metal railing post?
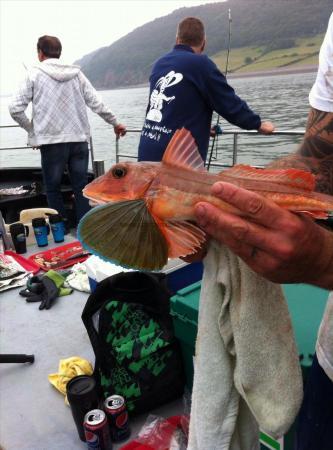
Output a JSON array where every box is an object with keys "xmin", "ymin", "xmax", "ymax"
[
  {"xmin": 89, "ymin": 136, "xmax": 95, "ymax": 169},
  {"xmin": 232, "ymin": 134, "xmax": 238, "ymax": 166},
  {"xmin": 116, "ymin": 136, "xmax": 120, "ymax": 163},
  {"xmin": 93, "ymin": 160, "xmax": 105, "ymax": 177}
]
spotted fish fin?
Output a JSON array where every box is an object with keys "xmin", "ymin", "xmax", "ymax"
[
  {"xmin": 158, "ymin": 219, "xmax": 206, "ymax": 258},
  {"xmin": 77, "ymin": 199, "xmax": 168, "ymax": 271},
  {"xmin": 162, "ymin": 128, "xmax": 206, "ymax": 171},
  {"xmin": 222, "ymin": 164, "xmax": 315, "ymax": 191}
]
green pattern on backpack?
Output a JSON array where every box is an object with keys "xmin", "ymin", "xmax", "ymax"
[
  {"xmin": 99, "ymin": 299, "xmax": 175, "ymax": 411},
  {"xmin": 100, "ymin": 366, "xmax": 141, "ymax": 411},
  {"xmin": 129, "ymin": 349, "xmax": 173, "ymax": 375}
]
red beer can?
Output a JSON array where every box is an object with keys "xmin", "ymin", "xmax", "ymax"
[
  {"xmin": 84, "ymin": 409, "xmax": 112, "ymax": 450},
  {"xmin": 104, "ymin": 395, "xmax": 131, "ymax": 442}
]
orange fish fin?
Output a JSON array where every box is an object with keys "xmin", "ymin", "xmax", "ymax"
[
  {"xmin": 157, "ymin": 219, "xmax": 206, "ymax": 258},
  {"xmin": 162, "ymin": 128, "xmax": 206, "ymax": 171},
  {"xmin": 221, "ymin": 164, "xmax": 315, "ymax": 191},
  {"xmin": 78, "ymin": 199, "xmax": 168, "ymax": 271}
]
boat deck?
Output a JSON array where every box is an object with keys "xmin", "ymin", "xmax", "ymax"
[
  {"xmin": 0, "ymin": 168, "xmax": 94, "ymax": 224},
  {"xmin": 0, "ymin": 237, "xmax": 183, "ymax": 450}
]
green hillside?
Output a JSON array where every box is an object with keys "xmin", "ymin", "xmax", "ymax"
[
  {"xmin": 76, "ymin": 0, "xmax": 332, "ymax": 88},
  {"xmin": 213, "ymin": 34, "xmax": 324, "ymax": 74}
]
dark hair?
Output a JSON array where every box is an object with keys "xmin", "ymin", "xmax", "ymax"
[
  {"xmin": 176, "ymin": 17, "xmax": 205, "ymax": 47},
  {"xmin": 37, "ymin": 35, "xmax": 62, "ymax": 58}
]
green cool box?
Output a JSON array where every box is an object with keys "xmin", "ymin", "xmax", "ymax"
[{"xmin": 170, "ymin": 281, "xmax": 329, "ymax": 450}]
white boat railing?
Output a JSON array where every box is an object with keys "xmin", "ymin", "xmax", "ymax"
[
  {"xmin": 1, "ymin": 124, "xmax": 305, "ymax": 176},
  {"xmin": 0, "ymin": 124, "xmax": 97, "ymax": 175},
  {"xmin": 115, "ymin": 128, "xmax": 305, "ymax": 170}
]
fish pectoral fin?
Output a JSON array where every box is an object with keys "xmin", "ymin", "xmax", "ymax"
[
  {"xmin": 161, "ymin": 219, "xmax": 206, "ymax": 258},
  {"xmin": 77, "ymin": 199, "xmax": 169, "ymax": 271}
]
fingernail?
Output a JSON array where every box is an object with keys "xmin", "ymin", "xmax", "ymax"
[
  {"xmin": 212, "ymin": 182, "xmax": 223, "ymax": 195},
  {"xmin": 195, "ymin": 204, "xmax": 208, "ymax": 227},
  {"xmin": 195, "ymin": 204, "xmax": 206, "ymax": 217}
]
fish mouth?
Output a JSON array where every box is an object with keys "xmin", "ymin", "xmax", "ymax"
[{"xmin": 84, "ymin": 194, "xmax": 108, "ymax": 207}]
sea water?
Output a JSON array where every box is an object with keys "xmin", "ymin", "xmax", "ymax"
[{"xmin": 0, "ymin": 71, "xmax": 316, "ymax": 171}]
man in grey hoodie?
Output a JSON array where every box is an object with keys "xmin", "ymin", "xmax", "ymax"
[{"xmin": 9, "ymin": 35, "xmax": 126, "ymax": 225}]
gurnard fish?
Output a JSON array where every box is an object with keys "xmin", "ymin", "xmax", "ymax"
[{"xmin": 78, "ymin": 128, "xmax": 333, "ymax": 271}]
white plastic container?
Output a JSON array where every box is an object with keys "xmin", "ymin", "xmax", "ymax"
[{"xmin": 84, "ymin": 255, "xmax": 132, "ymax": 292}]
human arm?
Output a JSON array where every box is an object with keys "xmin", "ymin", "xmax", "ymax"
[
  {"xmin": 268, "ymin": 108, "xmax": 333, "ymax": 194},
  {"xmin": 8, "ymin": 76, "xmax": 33, "ymax": 132},
  {"xmin": 203, "ymin": 58, "xmax": 274, "ymax": 133},
  {"xmin": 78, "ymin": 72, "xmax": 126, "ymax": 135},
  {"xmin": 194, "ymin": 181, "xmax": 333, "ymax": 289}
]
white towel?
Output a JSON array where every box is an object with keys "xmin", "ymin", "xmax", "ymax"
[{"xmin": 187, "ymin": 242, "xmax": 303, "ymax": 450}]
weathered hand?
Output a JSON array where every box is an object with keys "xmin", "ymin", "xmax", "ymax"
[{"xmin": 194, "ymin": 182, "xmax": 333, "ymax": 289}]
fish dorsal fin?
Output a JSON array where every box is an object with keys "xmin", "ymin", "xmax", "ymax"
[
  {"xmin": 159, "ymin": 219, "xmax": 206, "ymax": 258},
  {"xmin": 78, "ymin": 199, "xmax": 169, "ymax": 271},
  {"xmin": 162, "ymin": 128, "xmax": 206, "ymax": 171},
  {"xmin": 222, "ymin": 164, "xmax": 315, "ymax": 191}
]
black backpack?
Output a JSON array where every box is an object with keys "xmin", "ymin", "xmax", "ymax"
[{"xmin": 81, "ymin": 271, "xmax": 185, "ymax": 415}]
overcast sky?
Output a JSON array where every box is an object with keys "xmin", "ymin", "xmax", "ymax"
[{"xmin": 0, "ymin": 0, "xmax": 222, "ymax": 95}]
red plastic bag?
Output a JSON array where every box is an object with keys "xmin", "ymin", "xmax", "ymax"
[{"xmin": 119, "ymin": 415, "xmax": 188, "ymax": 450}]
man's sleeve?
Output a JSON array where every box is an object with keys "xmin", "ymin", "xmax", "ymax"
[
  {"xmin": 78, "ymin": 72, "xmax": 118, "ymax": 126},
  {"xmin": 8, "ymin": 76, "xmax": 33, "ymax": 132},
  {"xmin": 204, "ymin": 58, "xmax": 261, "ymax": 130}
]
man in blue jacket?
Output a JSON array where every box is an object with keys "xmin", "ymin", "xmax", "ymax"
[{"xmin": 138, "ymin": 17, "xmax": 274, "ymax": 162}]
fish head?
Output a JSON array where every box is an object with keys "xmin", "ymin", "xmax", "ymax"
[{"xmin": 83, "ymin": 161, "xmax": 159, "ymax": 205}]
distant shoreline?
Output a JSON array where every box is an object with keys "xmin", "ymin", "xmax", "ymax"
[
  {"xmin": 1, "ymin": 65, "xmax": 318, "ymax": 97},
  {"xmin": 106, "ymin": 65, "xmax": 318, "ymax": 91},
  {"xmin": 227, "ymin": 64, "xmax": 317, "ymax": 80}
]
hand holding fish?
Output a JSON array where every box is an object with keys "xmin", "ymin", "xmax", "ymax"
[
  {"xmin": 78, "ymin": 128, "xmax": 333, "ymax": 272},
  {"xmin": 195, "ymin": 182, "xmax": 333, "ymax": 289}
]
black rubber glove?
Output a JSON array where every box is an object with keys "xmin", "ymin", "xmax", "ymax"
[{"xmin": 20, "ymin": 276, "xmax": 59, "ymax": 310}]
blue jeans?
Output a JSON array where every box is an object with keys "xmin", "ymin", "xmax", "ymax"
[
  {"xmin": 295, "ymin": 354, "xmax": 333, "ymax": 450},
  {"xmin": 40, "ymin": 142, "xmax": 91, "ymax": 223}
]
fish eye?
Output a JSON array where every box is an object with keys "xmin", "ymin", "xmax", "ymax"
[{"xmin": 112, "ymin": 166, "xmax": 127, "ymax": 179}]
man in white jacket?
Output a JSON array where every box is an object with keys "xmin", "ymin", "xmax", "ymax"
[{"xmin": 9, "ymin": 35, "xmax": 126, "ymax": 225}]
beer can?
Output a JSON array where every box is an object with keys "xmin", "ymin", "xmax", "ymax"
[
  {"xmin": 84, "ymin": 409, "xmax": 112, "ymax": 450},
  {"xmin": 104, "ymin": 395, "xmax": 131, "ymax": 442}
]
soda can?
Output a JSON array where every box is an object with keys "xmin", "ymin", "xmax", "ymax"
[
  {"xmin": 84, "ymin": 409, "xmax": 112, "ymax": 450},
  {"xmin": 104, "ymin": 395, "xmax": 131, "ymax": 442}
]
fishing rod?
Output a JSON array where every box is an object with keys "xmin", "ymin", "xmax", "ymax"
[{"xmin": 207, "ymin": 7, "xmax": 232, "ymax": 170}]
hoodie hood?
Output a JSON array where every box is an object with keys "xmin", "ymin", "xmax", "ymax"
[{"xmin": 35, "ymin": 59, "xmax": 81, "ymax": 82}]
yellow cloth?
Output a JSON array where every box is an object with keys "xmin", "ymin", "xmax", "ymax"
[{"xmin": 48, "ymin": 356, "xmax": 93, "ymax": 404}]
